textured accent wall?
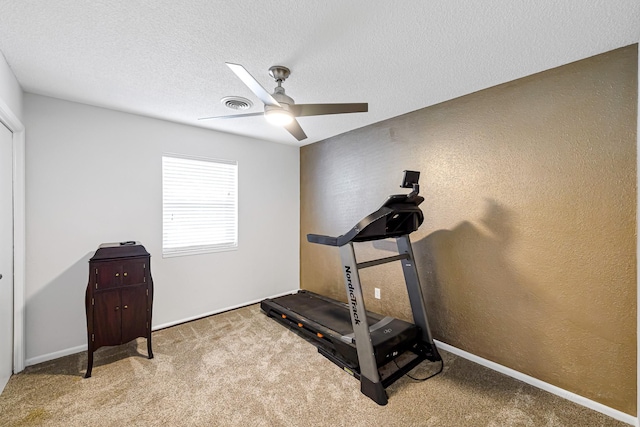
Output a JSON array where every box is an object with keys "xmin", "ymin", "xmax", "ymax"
[{"xmin": 300, "ymin": 45, "xmax": 637, "ymax": 414}]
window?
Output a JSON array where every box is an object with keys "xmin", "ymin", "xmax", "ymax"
[{"xmin": 162, "ymin": 154, "xmax": 238, "ymax": 257}]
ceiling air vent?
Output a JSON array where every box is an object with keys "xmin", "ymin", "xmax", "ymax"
[{"xmin": 221, "ymin": 96, "xmax": 253, "ymax": 111}]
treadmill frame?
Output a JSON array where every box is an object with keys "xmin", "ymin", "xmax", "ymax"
[
  {"xmin": 263, "ymin": 171, "xmax": 441, "ymax": 405},
  {"xmin": 339, "ymin": 234, "xmax": 439, "ymax": 405}
]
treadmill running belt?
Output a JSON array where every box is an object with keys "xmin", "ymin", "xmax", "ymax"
[{"xmin": 273, "ymin": 292, "xmax": 381, "ymax": 337}]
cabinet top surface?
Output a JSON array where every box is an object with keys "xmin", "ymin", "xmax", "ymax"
[{"xmin": 90, "ymin": 242, "xmax": 150, "ymax": 261}]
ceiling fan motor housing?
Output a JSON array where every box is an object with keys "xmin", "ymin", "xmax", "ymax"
[{"xmin": 272, "ymin": 86, "xmax": 294, "ymax": 107}]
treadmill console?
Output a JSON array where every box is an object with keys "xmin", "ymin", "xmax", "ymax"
[
  {"xmin": 400, "ymin": 170, "xmax": 420, "ymax": 189},
  {"xmin": 380, "ymin": 170, "xmax": 423, "ymax": 208},
  {"xmin": 308, "ymin": 170, "xmax": 425, "ymax": 246}
]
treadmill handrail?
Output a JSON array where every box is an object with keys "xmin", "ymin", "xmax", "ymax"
[
  {"xmin": 306, "ymin": 207, "xmax": 394, "ymax": 247},
  {"xmin": 307, "ymin": 234, "xmax": 339, "ymax": 246},
  {"xmin": 307, "ymin": 198, "xmax": 428, "ymax": 247}
]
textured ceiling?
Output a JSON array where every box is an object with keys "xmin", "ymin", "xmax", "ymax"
[{"xmin": 0, "ymin": 1, "xmax": 638, "ymax": 145}]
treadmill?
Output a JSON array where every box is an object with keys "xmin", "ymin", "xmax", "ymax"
[{"xmin": 260, "ymin": 170, "xmax": 441, "ymax": 405}]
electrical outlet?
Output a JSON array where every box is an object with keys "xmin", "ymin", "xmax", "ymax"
[{"xmin": 374, "ymin": 288, "xmax": 381, "ymax": 299}]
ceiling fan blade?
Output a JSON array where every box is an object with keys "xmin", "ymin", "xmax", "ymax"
[
  {"xmin": 284, "ymin": 119, "xmax": 307, "ymax": 141},
  {"xmin": 226, "ymin": 63, "xmax": 281, "ymax": 107},
  {"xmin": 290, "ymin": 103, "xmax": 368, "ymax": 117},
  {"xmin": 198, "ymin": 112, "xmax": 264, "ymax": 120}
]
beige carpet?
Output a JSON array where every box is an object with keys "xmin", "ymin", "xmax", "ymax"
[{"xmin": 0, "ymin": 304, "xmax": 627, "ymax": 426}]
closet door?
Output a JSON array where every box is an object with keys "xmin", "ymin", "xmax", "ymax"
[{"xmin": 0, "ymin": 123, "xmax": 13, "ymax": 392}]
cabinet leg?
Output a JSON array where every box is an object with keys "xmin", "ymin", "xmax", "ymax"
[
  {"xmin": 85, "ymin": 350, "xmax": 93, "ymax": 378},
  {"xmin": 147, "ymin": 336, "xmax": 154, "ymax": 359}
]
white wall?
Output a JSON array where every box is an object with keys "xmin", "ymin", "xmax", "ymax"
[
  {"xmin": 24, "ymin": 94, "xmax": 300, "ymax": 363},
  {"xmin": 0, "ymin": 52, "xmax": 22, "ymax": 121}
]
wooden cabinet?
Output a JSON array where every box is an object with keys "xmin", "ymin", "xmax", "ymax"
[{"xmin": 85, "ymin": 242, "xmax": 154, "ymax": 378}]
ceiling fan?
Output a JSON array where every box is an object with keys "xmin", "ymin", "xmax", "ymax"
[{"xmin": 198, "ymin": 63, "xmax": 368, "ymax": 141}]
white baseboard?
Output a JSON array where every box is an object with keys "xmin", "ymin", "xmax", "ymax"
[
  {"xmin": 434, "ymin": 340, "xmax": 637, "ymax": 426},
  {"xmin": 25, "ymin": 289, "xmax": 300, "ymax": 367},
  {"xmin": 26, "ymin": 344, "xmax": 87, "ymax": 367}
]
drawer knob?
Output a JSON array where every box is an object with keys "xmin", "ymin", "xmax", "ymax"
[
  {"xmin": 123, "ymin": 272, "xmax": 128, "ymax": 277},
  {"xmin": 115, "ymin": 273, "xmax": 119, "ymax": 277},
  {"xmin": 124, "ymin": 305, "xmax": 128, "ymax": 309},
  {"xmin": 115, "ymin": 306, "xmax": 120, "ymax": 311}
]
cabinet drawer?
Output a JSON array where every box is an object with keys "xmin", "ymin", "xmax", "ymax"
[{"xmin": 94, "ymin": 258, "xmax": 147, "ymax": 290}]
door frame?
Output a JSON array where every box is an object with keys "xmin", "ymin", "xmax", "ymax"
[{"xmin": 0, "ymin": 97, "xmax": 25, "ymax": 373}]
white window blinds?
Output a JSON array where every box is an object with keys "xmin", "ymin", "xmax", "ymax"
[{"xmin": 162, "ymin": 155, "xmax": 238, "ymax": 257}]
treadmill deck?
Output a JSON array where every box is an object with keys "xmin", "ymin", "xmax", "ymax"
[{"xmin": 260, "ymin": 290, "xmax": 420, "ymax": 369}]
